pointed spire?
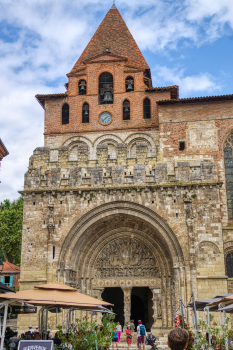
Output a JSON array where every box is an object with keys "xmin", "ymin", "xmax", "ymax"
[
  {"xmin": 69, "ymin": 6, "xmax": 149, "ymax": 74},
  {"xmin": 111, "ymin": 0, "xmax": 117, "ymax": 9}
]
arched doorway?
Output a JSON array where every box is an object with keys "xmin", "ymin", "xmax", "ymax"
[{"xmin": 58, "ymin": 201, "xmax": 185, "ymax": 329}]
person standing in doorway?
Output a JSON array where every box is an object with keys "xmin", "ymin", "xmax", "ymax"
[
  {"xmin": 112, "ymin": 327, "xmax": 118, "ymax": 350},
  {"xmin": 137, "ymin": 320, "xmax": 147, "ymax": 350},
  {"xmin": 116, "ymin": 322, "xmax": 122, "ymax": 342},
  {"xmin": 125, "ymin": 325, "xmax": 133, "ymax": 350}
]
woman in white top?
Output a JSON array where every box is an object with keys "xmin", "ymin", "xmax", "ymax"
[{"xmin": 116, "ymin": 322, "xmax": 122, "ymax": 342}]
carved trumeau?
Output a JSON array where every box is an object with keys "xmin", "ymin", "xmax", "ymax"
[{"xmin": 94, "ymin": 238, "xmax": 159, "ymax": 278}]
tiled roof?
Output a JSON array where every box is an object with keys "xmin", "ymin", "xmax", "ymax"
[
  {"xmin": 35, "ymin": 93, "xmax": 67, "ymax": 109},
  {"xmin": 69, "ymin": 6, "xmax": 149, "ymax": 74},
  {"xmin": 157, "ymin": 94, "xmax": 233, "ymax": 104},
  {"xmin": 2, "ymin": 261, "xmax": 20, "ymax": 272},
  {"xmin": 0, "ymin": 139, "xmax": 9, "ymax": 158},
  {"xmin": 146, "ymin": 85, "xmax": 179, "ymax": 99}
]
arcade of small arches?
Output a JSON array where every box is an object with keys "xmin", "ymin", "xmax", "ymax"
[
  {"xmin": 62, "ymin": 133, "xmax": 157, "ymax": 161},
  {"xmin": 57, "ymin": 202, "xmax": 187, "ymax": 330}
]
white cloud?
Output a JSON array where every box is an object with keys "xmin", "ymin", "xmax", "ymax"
[{"xmin": 153, "ymin": 65, "xmax": 221, "ymax": 96}]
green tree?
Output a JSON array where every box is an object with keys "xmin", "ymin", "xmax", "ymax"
[{"xmin": 0, "ymin": 197, "xmax": 24, "ymax": 265}]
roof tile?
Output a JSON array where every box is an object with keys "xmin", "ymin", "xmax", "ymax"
[{"xmin": 70, "ymin": 6, "xmax": 149, "ymax": 74}]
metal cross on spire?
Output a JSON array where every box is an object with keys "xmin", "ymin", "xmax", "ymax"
[{"xmin": 111, "ymin": 0, "xmax": 117, "ymax": 9}]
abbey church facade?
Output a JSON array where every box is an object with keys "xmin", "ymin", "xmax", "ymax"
[{"xmin": 19, "ymin": 4, "xmax": 233, "ymax": 331}]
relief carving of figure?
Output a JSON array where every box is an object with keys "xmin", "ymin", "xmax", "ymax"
[{"xmin": 95, "ymin": 238, "xmax": 159, "ymax": 278}]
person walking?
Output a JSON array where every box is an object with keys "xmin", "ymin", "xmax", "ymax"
[
  {"xmin": 112, "ymin": 326, "xmax": 118, "ymax": 350},
  {"xmin": 116, "ymin": 322, "xmax": 122, "ymax": 342},
  {"xmin": 125, "ymin": 325, "xmax": 133, "ymax": 350},
  {"xmin": 137, "ymin": 320, "xmax": 147, "ymax": 350}
]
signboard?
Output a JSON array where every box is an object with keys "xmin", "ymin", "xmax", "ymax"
[
  {"xmin": 12, "ymin": 306, "xmax": 37, "ymax": 314},
  {"xmin": 18, "ymin": 340, "xmax": 53, "ymax": 350}
]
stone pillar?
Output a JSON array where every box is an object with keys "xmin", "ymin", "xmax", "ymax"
[
  {"xmin": 151, "ymin": 288, "xmax": 161, "ymax": 328},
  {"xmin": 166, "ymin": 277, "xmax": 172, "ymax": 327},
  {"xmin": 122, "ymin": 287, "xmax": 132, "ymax": 327},
  {"xmin": 161, "ymin": 277, "xmax": 167, "ymax": 327}
]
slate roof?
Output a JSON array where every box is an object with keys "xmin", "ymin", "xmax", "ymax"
[{"xmin": 69, "ymin": 5, "xmax": 149, "ymax": 75}]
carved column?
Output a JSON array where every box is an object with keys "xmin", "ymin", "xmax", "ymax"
[
  {"xmin": 151, "ymin": 288, "xmax": 161, "ymax": 328},
  {"xmin": 166, "ymin": 277, "xmax": 172, "ymax": 327},
  {"xmin": 161, "ymin": 277, "xmax": 167, "ymax": 327},
  {"xmin": 122, "ymin": 287, "xmax": 132, "ymax": 327},
  {"xmin": 47, "ymin": 204, "xmax": 55, "ymax": 283}
]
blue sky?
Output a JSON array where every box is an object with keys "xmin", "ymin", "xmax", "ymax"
[{"xmin": 0, "ymin": 0, "xmax": 233, "ymax": 201}]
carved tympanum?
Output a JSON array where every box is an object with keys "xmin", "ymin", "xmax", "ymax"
[{"xmin": 94, "ymin": 238, "xmax": 159, "ymax": 278}]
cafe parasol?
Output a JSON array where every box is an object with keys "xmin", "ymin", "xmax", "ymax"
[{"xmin": 0, "ymin": 282, "xmax": 113, "ymax": 350}]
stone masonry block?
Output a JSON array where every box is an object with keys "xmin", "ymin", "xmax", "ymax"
[
  {"xmin": 136, "ymin": 142, "xmax": 148, "ymax": 165},
  {"xmin": 155, "ymin": 163, "xmax": 168, "ymax": 183},
  {"xmin": 97, "ymin": 144, "xmax": 108, "ymax": 165},
  {"xmin": 133, "ymin": 164, "xmax": 146, "ymax": 184},
  {"xmin": 117, "ymin": 143, "xmax": 127, "ymax": 165}
]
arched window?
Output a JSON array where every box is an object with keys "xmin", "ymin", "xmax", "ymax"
[
  {"xmin": 82, "ymin": 103, "xmax": 89, "ymax": 123},
  {"xmin": 226, "ymin": 253, "xmax": 233, "ymax": 277},
  {"xmin": 125, "ymin": 77, "xmax": 134, "ymax": 92},
  {"xmin": 79, "ymin": 80, "xmax": 86, "ymax": 95},
  {"xmin": 123, "ymin": 100, "xmax": 130, "ymax": 120},
  {"xmin": 99, "ymin": 72, "xmax": 113, "ymax": 104},
  {"xmin": 62, "ymin": 103, "xmax": 69, "ymax": 125},
  {"xmin": 224, "ymin": 135, "xmax": 233, "ymax": 219},
  {"xmin": 143, "ymin": 98, "xmax": 151, "ymax": 119}
]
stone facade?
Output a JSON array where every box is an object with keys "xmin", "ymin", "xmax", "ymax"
[{"xmin": 18, "ymin": 4, "xmax": 233, "ymax": 332}]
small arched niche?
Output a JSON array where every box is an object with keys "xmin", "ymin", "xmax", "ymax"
[
  {"xmin": 78, "ymin": 80, "xmax": 86, "ymax": 95},
  {"xmin": 125, "ymin": 76, "xmax": 134, "ymax": 92},
  {"xmin": 123, "ymin": 99, "xmax": 130, "ymax": 120},
  {"xmin": 82, "ymin": 102, "xmax": 89, "ymax": 123},
  {"xmin": 99, "ymin": 72, "xmax": 113, "ymax": 105},
  {"xmin": 143, "ymin": 98, "xmax": 151, "ymax": 119},
  {"xmin": 62, "ymin": 103, "xmax": 69, "ymax": 125}
]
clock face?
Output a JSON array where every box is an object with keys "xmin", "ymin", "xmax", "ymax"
[{"xmin": 99, "ymin": 112, "xmax": 112, "ymax": 125}]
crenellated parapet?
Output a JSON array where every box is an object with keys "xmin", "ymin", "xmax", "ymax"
[{"xmin": 24, "ymin": 144, "xmax": 218, "ymax": 190}]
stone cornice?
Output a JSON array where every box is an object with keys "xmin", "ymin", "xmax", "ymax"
[{"xmin": 18, "ymin": 181, "xmax": 222, "ymax": 196}]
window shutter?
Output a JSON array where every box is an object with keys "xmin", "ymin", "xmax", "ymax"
[
  {"xmin": 10, "ymin": 276, "xmax": 13, "ymax": 287},
  {"xmin": 0, "ymin": 276, "xmax": 4, "ymax": 283}
]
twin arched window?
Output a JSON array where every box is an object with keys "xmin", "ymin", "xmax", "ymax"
[
  {"xmin": 79, "ymin": 80, "xmax": 86, "ymax": 95},
  {"xmin": 82, "ymin": 103, "xmax": 89, "ymax": 123},
  {"xmin": 62, "ymin": 103, "xmax": 69, "ymax": 124},
  {"xmin": 123, "ymin": 100, "xmax": 130, "ymax": 120},
  {"xmin": 99, "ymin": 72, "xmax": 113, "ymax": 104},
  {"xmin": 143, "ymin": 98, "xmax": 151, "ymax": 119}
]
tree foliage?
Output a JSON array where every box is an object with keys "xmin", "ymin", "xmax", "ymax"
[{"xmin": 0, "ymin": 197, "xmax": 24, "ymax": 265}]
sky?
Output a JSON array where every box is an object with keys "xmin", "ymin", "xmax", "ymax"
[{"xmin": 0, "ymin": 0, "xmax": 233, "ymax": 201}]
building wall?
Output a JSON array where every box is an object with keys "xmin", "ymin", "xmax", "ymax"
[{"xmin": 18, "ymin": 39, "xmax": 233, "ymax": 334}]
